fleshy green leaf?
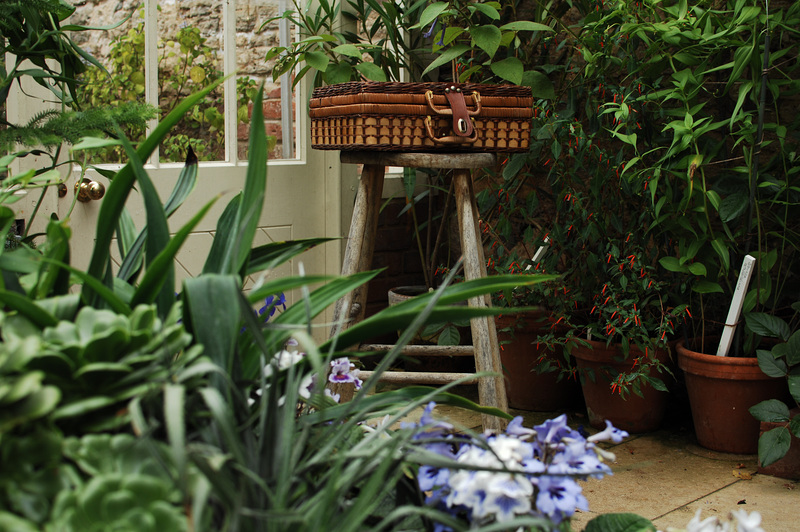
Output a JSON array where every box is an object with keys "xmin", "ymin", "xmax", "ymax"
[
  {"xmin": 490, "ymin": 57, "xmax": 523, "ymax": 85},
  {"xmin": 719, "ymin": 192, "xmax": 749, "ymax": 223},
  {"xmin": 757, "ymin": 426, "xmax": 791, "ymax": 467},
  {"xmin": 355, "ymin": 62, "xmax": 387, "ymax": 81},
  {"xmin": 470, "ymin": 25, "xmax": 502, "ymax": 58},
  {"xmin": 304, "ymin": 51, "xmax": 330, "ymax": 72},
  {"xmin": 332, "ymin": 44, "xmax": 363, "ymax": 58},
  {"xmin": 745, "ymin": 313, "xmax": 791, "ymax": 340},
  {"xmin": 756, "ymin": 349, "xmax": 787, "ymax": 378},
  {"xmin": 749, "ymin": 399, "xmax": 790, "ymax": 422},
  {"xmin": 499, "ymin": 21, "xmax": 553, "ymax": 32},
  {"xmin": 584, "ymin": 513, "xmax": 657, "ymax": 532},
  {"xmin": 422, "ymin": 45, "xmax": 470, "ymax": 77},
  {"xmin": 522, "ymin": 70, "xmax": 555, "ymax": 99}
]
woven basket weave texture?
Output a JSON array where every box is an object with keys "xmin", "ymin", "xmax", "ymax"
[{"xmin": 310, "ymin": 82, "xmax": 533, "ymax": 152}]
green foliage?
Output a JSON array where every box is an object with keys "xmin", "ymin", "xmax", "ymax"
[
  {"xmin": 47, "ymin": 434, "xmax": 187, "ymax": 532},
  {"xmin": 0, "ymin": 4, "xmax": 578, "ymax": 530},
  {"xmin": 584, "ymin": 513, "xmax": 656, "ymax": 532},
  {"xmin": 1, "ymin": 70, "xmax": 545, "ymax": 532},
  {"xmin": 574, "ymin": 0, "xmax": 800, "ymax": 337},
  {"xmin": 0, "ymin": 0, "xmax": 100, "ymax": 109},
  {"xmin": 266, "ymin": 0, "xmax": 554, "ymax": 87},
  {"xmin": 476, "ymin": 0, "xmax": 800, "ymax": 394},
  {"xmin": 748, "ymin": 302, "xmax": 800, "ymax": 467},
  {"xmin": 0, "ymin": 333, "xmax": 61, "ymax": 433}
]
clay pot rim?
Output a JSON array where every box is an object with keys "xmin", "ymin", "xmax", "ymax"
[
  {"xmin": 676, "ymin": 338, "xmax": 777, "ymax": 381},
  {"xmin": 570, "ymin": 337, "xmax": 668, "ymax": 364}
]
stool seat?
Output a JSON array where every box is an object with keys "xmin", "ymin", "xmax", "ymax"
[
  {"xmin": 332, "ymin": 151, "xmax": 508, "ymax": 432},
  {"xmin": 340, "ymin": 151, "xmax": 496, "ymax": 169}
]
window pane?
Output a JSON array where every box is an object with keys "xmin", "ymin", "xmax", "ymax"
[
  {"xmin": 71, "ymin": 0, "xmax": 296, "ymax": 164},
  {"xmin": 71, "ymin": 5, "xmax": 146, "ymax": 164},
  {"xmin": 237, "ymin": 0, "xmax": 295, "ymax": 161},
  {"xmin": 157, "ymin": 2, "xmax": 225, "ymax": 162}
]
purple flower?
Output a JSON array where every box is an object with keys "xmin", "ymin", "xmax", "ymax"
[
  {"xmin": 420, "ymin": 402, "xmax": 454, "ymax": 432},
  {"xmin": 534, "ymin": 475, "xmax": 588, "ymax": 523},
  {"xmin": 587, "ymin": 420, "xmax": 629, "ymax": 444},
  {"xmin": 533, "ymin": 414, "xmax": 582, "ymax": 445},
  {"xmin": 258, "ymin": 293, "xmax": 286, "ymax": 322},
  {"xmin": 411, "ymin": 405, "xmax": 624, "ymax": 529},
  {"xmin": 547, "ymin": 441, "xmax": 611, "ymax": 479},
  {"xmin": 328, "ymin": 357, "xmax": 362, "ymax": 389},
  {"xmin": 418, "ymin": 464, "xmax": 451, "ymax": 492},
  {"xmin": 482, "ymin": 475, "xmax": 533, "ymax": 522},
  {"xmin": 422, "ymin": 18, "xmax": 438, "ymax": 38},
  {"xmin": 421, "ymin": 17, "xmax": 446, "ymax": 46},
  {"xmin": 506, "ymin": 416, "xmax": 535, "ymax": 439}
]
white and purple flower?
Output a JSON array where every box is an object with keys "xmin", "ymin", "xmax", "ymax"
[
  {"xmin": 328, "ymin": 357, "xmax": 363, "ymax": 389},
  {"xmin": 411, "ymin": 406, "xmax": 627, "ymax": 528}
]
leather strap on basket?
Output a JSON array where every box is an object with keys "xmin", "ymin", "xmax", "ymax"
[
  {"xmin": 425, "ymin": 87, "xmax": 481, "ymax": 136},
  {"xmin": 444, "ymin": 87, "xmax": 474, "ymax": 137},
  {"xmin": 424, "ymin": 116, "xmax": 478, "ymax": 145}
]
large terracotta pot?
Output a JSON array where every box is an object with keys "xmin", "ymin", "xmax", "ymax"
[
  {"xmin": 571, "ymin": 339, "xmax": 670, "ymax": 433},
  {"xmin": 676, "ymin": 339, "xmax": 787, "ymax": 454},
  {"xmin": 495, "ymin": 313, "xmax": 582, "ymax": 412}
]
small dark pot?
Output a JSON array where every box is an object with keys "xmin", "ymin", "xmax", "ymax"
[
  {"xmin": 495, "ymin": 312, "xmax": 582, "ymax": 412},
  {"xmin": 387, "ymin": 286, "xmax": 473, "ymax": 373},
  {"xmin": 757, "ymin": 408, "xmax": 800, "ymax": 480},
  {"xmin": 677, "ymin": 339, "xmax": 788, "ymax": 454},
  {"xmin": 571, "ymin": 339, "xmax": 670, "ymax": 433}
]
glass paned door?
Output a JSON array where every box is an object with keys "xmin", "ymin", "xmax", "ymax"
[{"xmin": 43, "ymin": 0, "xmax": 341, "ymax": 321}]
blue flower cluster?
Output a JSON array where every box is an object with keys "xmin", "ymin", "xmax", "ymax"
[{"xmin": 411, "ymin": 403, "xmax": 628, "ymax": 529}]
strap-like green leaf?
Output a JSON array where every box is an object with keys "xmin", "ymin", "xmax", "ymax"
[
  {"xmin": 132, "ymin": 196, "xmax": 218, "ymax": 309},
  {"xmin": 115, "ymin": 126, "xmax": 173, "ymax": 317},
  {"xmin": 184, "ymin": 275, "xmax": 242, "ymax": 372},
  {"xmin": 0, "ymin": 290, "xmax": 58, "ymax": 328},
  {"xmin": 83, "ymin": 75, "xmax": 229, "ymax": 300},
  {"xmin": 246, "ymin": 238, "xmax": 333, "ymax": 276}
]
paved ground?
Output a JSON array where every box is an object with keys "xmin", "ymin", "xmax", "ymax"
[{"xmin": 395, "ymin": 385, "xmax": 798, "ymax": 531}]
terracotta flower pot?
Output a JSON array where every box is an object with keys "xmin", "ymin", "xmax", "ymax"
[
  {"xmin": 757, "ymin": 408, "xmax": 800, "ymax": 480},
  {"xmin": 495, "ymin": 313, "xmax": 582, "ymax": 412},
  {"xmin": 676, "ymin": 339, "xmax": 787, "ymax": 454},
  {"xmin": 571, "ymin": 339, "xmax": 670, "ymax": 433}
]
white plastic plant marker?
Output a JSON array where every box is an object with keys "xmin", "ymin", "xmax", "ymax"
[
  {"xmin": 531, "ymin": 235, "xmax": 550, "ymax": 264},
  {"xmin": 716, "ymin": 254, "xmax": 757, "ymax": 357},
  {"xmin": 521, "ymin": 236, "xmax": 549, "ymax": 289}
]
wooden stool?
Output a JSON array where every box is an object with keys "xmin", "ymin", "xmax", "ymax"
[{"xmin": 331, "ymin": 151, "xmax": 508, "ymax": 432}]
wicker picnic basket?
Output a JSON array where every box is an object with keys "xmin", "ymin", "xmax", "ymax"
[{"xmin": 309, "ymin": 81, "xmax": 533, "ymax": 152}]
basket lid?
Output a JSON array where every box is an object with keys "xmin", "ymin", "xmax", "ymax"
[{"xmin": 311, "ymin": 81, "xmax": 532, "ymax": 99}]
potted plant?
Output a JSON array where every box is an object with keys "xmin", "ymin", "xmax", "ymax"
[
  {"xmin": 563, "ymin": 1, "xmax": 800, "ymax": 451},
  {"xmin": 747, "ymin": 306, "xmax": 800, "ymax": 478},
  {"xmin": 477, "ymin": 100, "xmax": 687, "ymax": 432}
]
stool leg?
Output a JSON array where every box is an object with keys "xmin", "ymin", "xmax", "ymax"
[
  {"xmin": 330, "ymin": 163, "xmax": 385, "ymax": 339},
  {"xmin": 452, "ymin": 168, "xmax": 508, "ymax": 432}
]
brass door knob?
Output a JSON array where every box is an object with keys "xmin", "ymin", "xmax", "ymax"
[{"xmin": 75, "ymin": 178, "xmax": 105, "ymax": 202}]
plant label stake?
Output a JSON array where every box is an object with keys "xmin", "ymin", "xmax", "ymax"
[
  {"xmin": 716, "ymin": 254, "xmax": 756, "ymax": 357},
  {"xmin": 531, "ymin": 235, "xmax": 550, "ymax": 264}
]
